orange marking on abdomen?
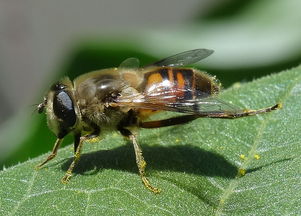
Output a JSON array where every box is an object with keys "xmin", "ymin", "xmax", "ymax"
[
  {"xmin": 176, "ymin": 72, "xmax": 185, "ymax": 89},
  {"xmin": 146, "ymin": 72, "xmax": 163, "ymax": 89},
  {"xmin": 139, "ymin": 69, "xmax": 167, "ymax": 119},
  {"xmin": 175, "ymin": 72, "xmax": 185, "ymax": 98},
  {"xmin": 167, "ymin": 68, "xmax": 174, "ymax": 83},
  {"xmin": 173, "ymin": 68, "xmax": 194, "ymax": 100}
]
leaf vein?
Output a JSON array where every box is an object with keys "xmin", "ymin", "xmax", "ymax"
[
  {"xmin": 214, "ymin": 72, "xmax": 301, "ymax": 215},
  {"xmin": 9, "ymin": 171, "xmax": 38, "ymax": 216},
  {"xmin": 84, "ymin": 192, "xmax": 91, "ymax": 216}
]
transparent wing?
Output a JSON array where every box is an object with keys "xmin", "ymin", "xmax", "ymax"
[
  {"xmin": 119, "ymin": 57, "xmax": 140, "ymax": 69},
  {"xmin": 149, "ymin": 49, "xmax": 214, "ymax": 67},
  {"xmin": 113, "ymin": 87, "xmax": 242, "ymax": 115}
]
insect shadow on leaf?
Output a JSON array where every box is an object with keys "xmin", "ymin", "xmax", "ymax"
[
  {"xmin": 246, "ymin": 157, "xmax": 294, "ymax": 174},
  {"xmin": 61, "ymin": 144, "xmax": 237, "ymax": 179}
]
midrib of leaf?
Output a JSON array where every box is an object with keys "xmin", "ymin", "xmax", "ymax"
[{"xmin": 214, "ymin": 71, "xmax": 301, "ymax": 215}]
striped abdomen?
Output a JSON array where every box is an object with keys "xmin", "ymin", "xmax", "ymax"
[
  {"xmin": 143, "ymin": 67, "xmax": 220, "ymax": 101},
  {"xmin": 137, "ymin": 67, "xmax": 220, "ymax": 118}
]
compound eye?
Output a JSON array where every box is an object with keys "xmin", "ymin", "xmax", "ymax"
[{"xmin": 53, "ymin": 90, "xmax": 76, "ymax": 129}]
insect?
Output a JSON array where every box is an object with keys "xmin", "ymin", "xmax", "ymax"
[{"xmin": 36, "ymin": 49, "xmax": 280, "ymax": 193}]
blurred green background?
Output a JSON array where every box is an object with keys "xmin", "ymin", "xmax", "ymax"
[{"xmin": 1, "ymin": 0, "xmax": 301, "ymax": 168}]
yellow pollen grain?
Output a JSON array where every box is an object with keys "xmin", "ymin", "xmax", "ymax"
[
  {"xmin": 239, "ymin": 154, "xmax": 246, "ymax": 160},
  {"xmin": 238, "ymin": 168, "xmax": 246, "ymax": 176},
  {"xmin": 278, "ymin": 103, "xmax": 283, "ymax": 109},
  {"xmin": 220, "ymin": 199, "xmax": 225, "ymax": 204},
  {"xmin": 87, "ymin": 137, "xmax": 100, "ymax": 143},
  {"xmin": 254, "ymin": 154, "xmax": 261, "ymax": 160}
]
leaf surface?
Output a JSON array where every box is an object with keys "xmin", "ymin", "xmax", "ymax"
[{"xmin": 1, "ymin": 67, "xmax": 301, "ymax": 215}]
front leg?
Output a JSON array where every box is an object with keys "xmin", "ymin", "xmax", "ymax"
[
  {"xmin": 61, "ymin": 133, "xmax": 97, "ymax": 183},
  {"xmin": 63, "ymin": 124, "xmax": 100, "ymax": 183},
  {"xmin": 61, "ymin": 135, "xmax": 86, "ymax": 183},
  {"xmin": 36, "ymin": 138, "xmax": 63, "ymax": 169}
]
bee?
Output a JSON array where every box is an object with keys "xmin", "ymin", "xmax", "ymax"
[{"xmin": 36, "ymin": 49, "xmax": 279, "ymax": 193}]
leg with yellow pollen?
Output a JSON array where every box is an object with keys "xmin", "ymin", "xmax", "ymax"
[
  {"xmin": 62, "ymin": 136, "xmax": 86, "ymax": 183},
  {"xmin": 204, "ymin": 103, "xmax": 281, "ymax": 119},
  {"xmin": 129, "ymin": 133, "xmax": 161, "ymax": 194},
  {"xmin": 36, "ymin": 138, "xmax": 63, "ymax": 169}
]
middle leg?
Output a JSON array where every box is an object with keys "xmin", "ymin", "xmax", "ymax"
[{"xmin": 119, "ymin": 127, "xmax": 160, "ymax": 194}]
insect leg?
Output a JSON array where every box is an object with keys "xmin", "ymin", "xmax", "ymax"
[
  {"xmin": 202, "ymin": 104, "xmax": 280, "ymax": 119},
  {"xmin": 140, "ymin": 115, "xmax": 199, "ymax": 128},
  {"xmin": 139, "ymin": 104, "xmax": 280, "ymax": 128},
  {"xmin": 118, "ymin": 127, "xmax": 160, "ymax": 194},
  {"xmin": 61, "ymin": 135, "xmax": 87, "ymax": 183},
  {"xmin": 36, "ymin": 138, "xmax": 63, "ymax": 169},
  {"xmin": 62, "ymin": 124, "xmax": 100, "ymax": 183},
  {"xmin": 130, "ymin": 131, "xmax": 161, "ymax": 194},
  {"xmin": 73, "ymin": 123, "xmax": 100, "ymax": 153}
]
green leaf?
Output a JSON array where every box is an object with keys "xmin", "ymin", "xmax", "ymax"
[{"xmin": 1, "ymin": 66, "xmax": 301, "ymax": 215}]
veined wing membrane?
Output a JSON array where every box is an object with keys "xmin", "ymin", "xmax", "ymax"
[
  {"xmin": 114, "ymin": 88, "xmax": 243, "ymax": 115},
  {"xmin": 119, "ymin": 57, "xmax": 140, "ymax": 69},
  {"xmin": 150, "ymin": 49, "xmax": 214, "ymax": 67}
]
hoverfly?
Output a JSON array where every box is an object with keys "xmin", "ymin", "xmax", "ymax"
[{"xmin": 36, "ymin": 49, "xmax": 279, "ymax": 193}]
